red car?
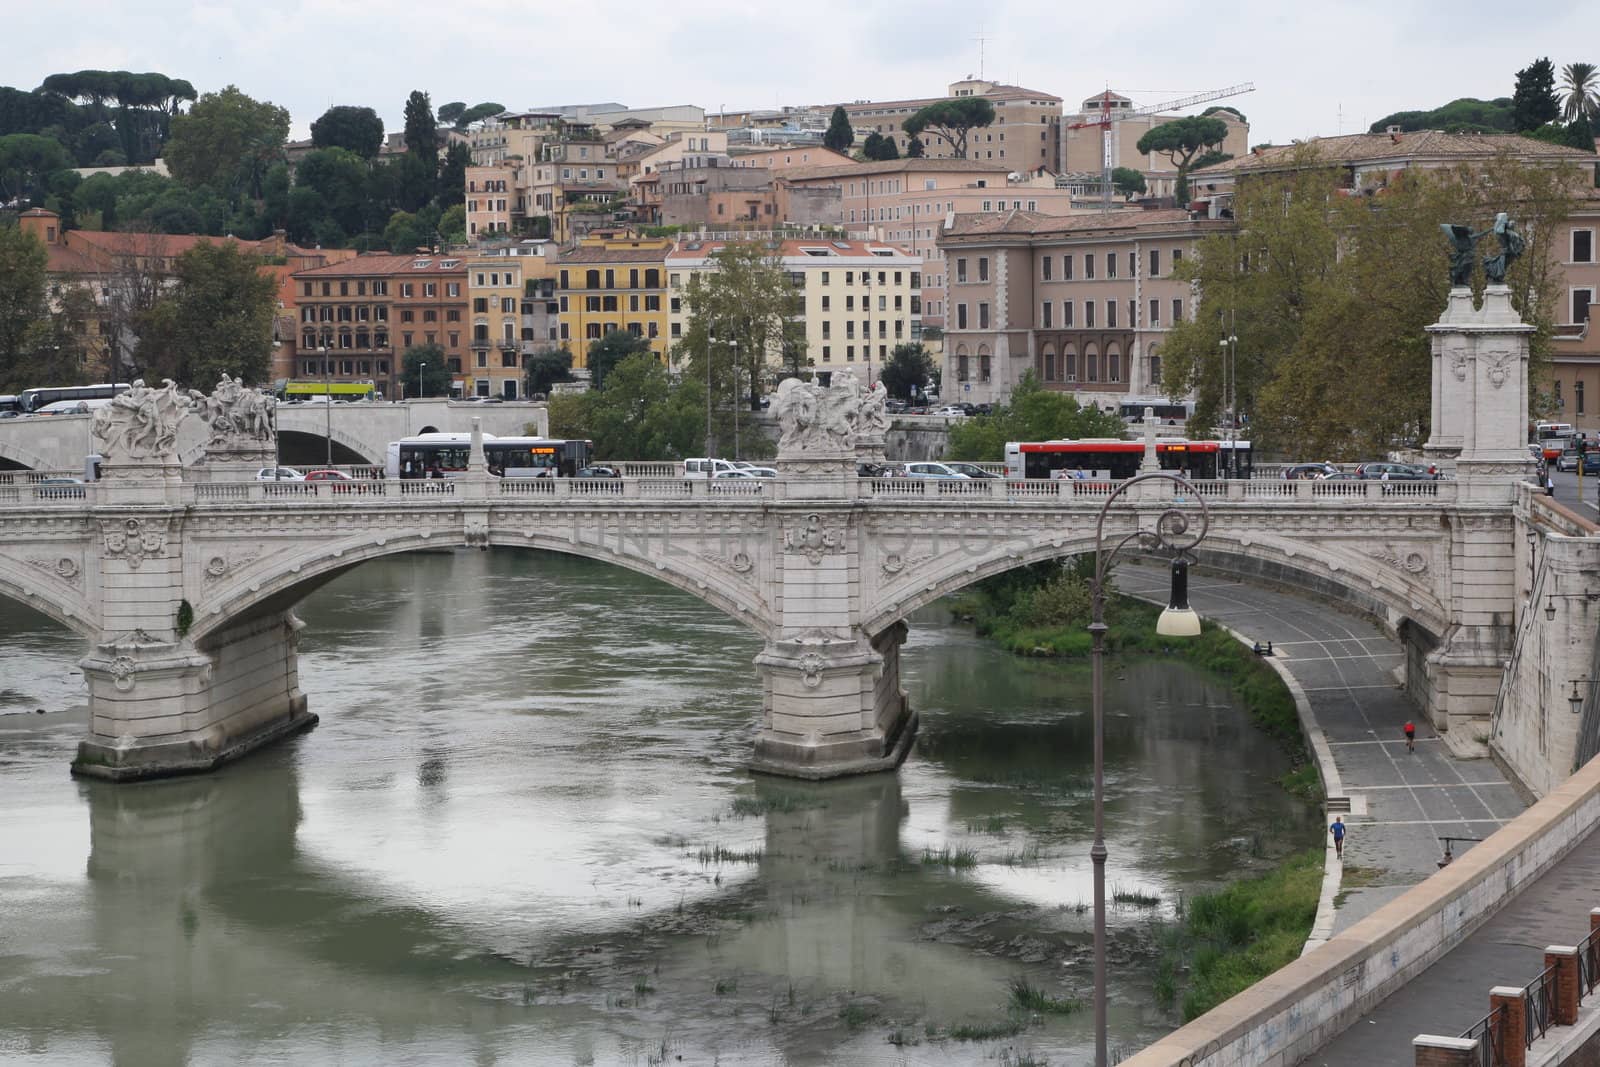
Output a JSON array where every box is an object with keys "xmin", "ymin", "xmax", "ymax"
[{"xmin": 304, "ymin": 469, "xmax": 356, "ymax": 492}]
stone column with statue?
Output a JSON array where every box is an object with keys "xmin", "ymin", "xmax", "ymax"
[
  {"xmin": 752, "ymin": 370, "xmax": 917, "ymax": 778},
  {"xmin": 1419, "ymin": 214, "xmax": 1530, "ymax": 754}
]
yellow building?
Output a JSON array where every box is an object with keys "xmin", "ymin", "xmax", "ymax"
[
  {"xmin": 554, "ymin": 236, "xmax": 673, "ymax": 371},
  {"xmin": 666, "ymin": 235, "xmax": 922, "ymax": 387}
]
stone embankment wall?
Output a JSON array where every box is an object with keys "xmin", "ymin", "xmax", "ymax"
[{"xmin": 1121, "ymin": 753, "xmax": 1600, "ymax": 1067}]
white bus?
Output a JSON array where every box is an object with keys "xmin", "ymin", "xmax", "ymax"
[
  {"xmin": 19, "ymin": 383, "xmax": 130, "ymax": 413},
  {"xmin": 384, "ymin": 433, "xmax": 593, "ymax": 479}
]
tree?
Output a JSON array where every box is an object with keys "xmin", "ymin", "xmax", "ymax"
[
  {"xmin": 437, "ymin": 102, "xmax": 467, "ymax": 127},
  {"xmin": 136, "ymin": 241, "xmax": 276, "ymax": 389},
  {"xmin": 437, "ymin": 142, "xmax": 471, "ymax": 208},
  {"xmin": 97, "ymin": 232, "xmax": 176, "ymax": 378},
  {"xmin": 437, "ymin": 203, "xmax": 466, "ymax": 244},
  {"xmin": 906, "ymin": 134, "xmax": 926, "ymax": 158},
  {"xmin": 310, "ymin": 105, "xmax": 384, "ymax": 159},
  {"xmin": 164, "ymin": 85, "xmax": 289, "ymax": 201},
  {"xmin": 947, "ymin": 373, "xmax": 1125, "ymax": 461},
  {"xmin": 862, "ymin": 132, "xmax": 900, "ymax": 161},
  {"xmin": 1512, "ymin": 58, "xmax": 1561, "ymax": 132},
  {"xmin": 401, "ymin": 343, "xmax": 451, "ymax": 397},
  {"xmin": 678, "ymin": 241, "xmax": 802, "ymax": 412},
  {"xmin": 902, "ymin": 97, "xmax": 995, "ymax": 159},
  {"xmin": 824, "ymin": 106, "xmax": 854, "ymax": 153},
  {"xmin": 1561, "ymin": 63, "xmax": 1600, "ymax": 126},
  {"xmin": 1201, "ymin": 105, "xmax": 1246, "ymax": 125},
  {"xmin": 1136, "ymin": 116, "xmax": 1230, "ymax": 206},
  {"xmin": 879, "ymin": 343, "xmax": 933, "ymax": 400},
  {"xmin": 553, "ymin": 353, "xmax": 706, "ymax": 459},
  {"xmin": 0, "ymin": 133, "xmax": 72, "ymax": 203},
  {"xmin": 1111, "ymin": 166, "xmax": 1147, "ymax": 200},
  {"xmin": 1192, "ymin": 151, "xmax": 1234, "ymax": 170},
  {"xmin": 1159, "ymin": 148, "xmax": 1579, "ymax": 458},
  {"xmin": 0, "ymin": 225, "xmax": 48, "ymax": 388},
  {"xmin": 402, "ymin": 90, "xmax": 439, "ymax": 170},
  {"xmin": 1370, "ymin": 98, "xmax": 1516, "ymax": 135},
  {"xmin": 297, "ymin": 147, "xmax": 370, "ymax": 237},
  {"xmin": 525, "ymin": 348, "xmax": 574, "ymax": 396},
  {"xmin": 454, "ymin": 102, "xmax": 505, "ymax": 129},
  {"xmin": 586, "ymin": 329, "xmax": 653, "ymax": 390},
  {"xmin": 383, "ymin": 210, "xmax": 428, "ymax": 253}
]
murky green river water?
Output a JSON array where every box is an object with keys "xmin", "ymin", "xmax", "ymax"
[{"xmin": 0, "ymin": 550, "xmax": 1317, "ymax": 1065}]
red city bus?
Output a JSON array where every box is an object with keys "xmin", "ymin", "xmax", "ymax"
[{"xmin": 1003, "ymin": 439, "xmax": 1253, "ymax": 480}]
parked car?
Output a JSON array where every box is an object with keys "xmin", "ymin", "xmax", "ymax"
[
  {"xmin": 944, "ymin": 462, "xmax": 1002, "ymax": 479},
  {"xmin": 936, "ymin": 405, "xmax": 967, "ymax": 417},
  {"xmin": 35, "ymin": 476, "xmax": 86, "ymax": 499},
  {"xmin": 902, "ymin": 461, "xmax": 970, "ymax": 480},
  {"xmin": 304, "ymin": 469, "xmax": 355, "ymax": 491},
  {"xmin": 712, "ymin": 468, "xmax": 759, "ymax": 478},
  {"xmin": 857, "ymin": 461, "xmax": 894, "ymax": 478},
  {"xmin": 1280, "ymin": 462, "xmax": 1340, "ymax": 480},
  {"xmin": 1354, "ymin": 461, "xmax": 1437, "ymax": 480},
  {"xmin": 255, "ymin": 466, "xmax": 305, "ymax": 481},
  {"xmin": 682, "ymin": 458, "xmax": 740, "ymax": 479},
  {"xmin": 574, "ymin": 465, "xmax": 620, "ymax": 479},
  {"xmin": 742, "ymin": 466, "xmax": 778, "ymax": 478},
  {"xmin": 1584, "ymin": 452, "xmax": 1600, "ymax": 476}
]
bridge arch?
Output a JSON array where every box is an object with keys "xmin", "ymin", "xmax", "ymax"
[
  {"xmin": 0, "ymin": 439, "xmax": 63, "ymax": 472},
  {"xmin": 861, "ymin": 527, "xmax": 1446, "ymax": 643},
  {"xmin": 0, "ymin": 555, "xmax": 97, "ymax": 638},
  {"xmin": 189, "ymin": 531, "xmax": 773, "ymax": 647}
]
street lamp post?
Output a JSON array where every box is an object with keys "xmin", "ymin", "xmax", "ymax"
[
  {"xmin": 1087, "ymin": 470, "xmax": 1209, "ymax": 1067},
  {"xmin": 319, "ymin": 345, "xmax": 333, "ymax": 468},
  {"xmin": 729, "ymin": 339, "xmax": 740, "ymax": 460},
  {"xmin": 1218, "ymin": 333, "xmax": 1238, "ymax": 477},
  {"xmin": 705, "ymin": 332, "xmax": 716, "ymax": 460},
  {"xmin": 418, "ymin": 361, "xmax": 426, "ymax": 402}
]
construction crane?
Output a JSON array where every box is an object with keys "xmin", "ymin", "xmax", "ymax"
[{"xmin": 1067, "ymin": 82, "xmax": 1255, "ymax": 211}]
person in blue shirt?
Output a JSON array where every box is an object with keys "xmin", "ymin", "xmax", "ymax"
[{"xmin": 1329, "ymin": 816, "xmax": 1346, "ymax": 859}]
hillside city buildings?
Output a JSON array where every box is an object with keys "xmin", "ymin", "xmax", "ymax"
[{"xmin": 23, "ymin": 77, "xmax": 1600, "ymax": 419}]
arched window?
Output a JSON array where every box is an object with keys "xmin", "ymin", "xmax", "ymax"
[
  {"xmin": 978, "ymin": 345, "xmax": 991, "ymax": 383},
  {"xmin": 1043, "ymin": 346, "xmax": 1056, "ymax": 382},
  {"xmin": 1108, "ymin": 345, "xmax": 1121, "ymax": 383},
  {"xmin": 302, "ymin": 330, "xmax": 315, "ymax": 350},
  {"xmin": 956, "ymin": 345, "xmax": 970, "ymax": 382},
  {"xmin": 1064, "ymin": 344, "xmax": 1077, "ymax": 382},
  {"xmin": 1086, "ymin": 344, "xmax": 1100, "ymax": 382}
]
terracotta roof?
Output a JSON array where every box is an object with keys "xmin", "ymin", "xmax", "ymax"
[
  {"xmin": 292, "ymin": 253, "xmax": 467, "ymax": 277},
  {"xmin": 781, "ymin": 158, "xmax": 1013, "ymax": 183},
  {"xmin": 66, "ymin": 230, "xmax": 278, "ymax": 260},
  {"xmin": 45, "ymin": 244, "xmax": 106, "ymax": 275},
  {"xmin": 941, "ymin": 208, "xmax": 1219, "ymax": 239},
  {"xmin": 558, "ymin": 245, "xmax": 670, "ymax": 264},
  {"xmin": 665, "ymin": 237, "xmax": 917, "ymax": 261},
  {"xmin": 1192, "ymin": 130, "xmax": 1599, "ymax": 178}
]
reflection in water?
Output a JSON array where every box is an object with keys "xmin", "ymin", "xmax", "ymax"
[{"xmin": 0, "ymin": 550, "xmax": 1317, "ymax": 1064}]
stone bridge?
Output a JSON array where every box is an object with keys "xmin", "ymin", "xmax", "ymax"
[
  {"xmin": 0, "ymin": 288, "xmax": 1547, "ymax": 787},
  {"xmin": 0, "ymin": 398, "xmax": 548, "ymax": 472}
]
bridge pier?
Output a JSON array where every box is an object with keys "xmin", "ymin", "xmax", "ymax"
[
  {"xmin": 74, "ymin": 609, "xmax": 316, "ymax": 782},
  {"xmin": 751, "ymin": 622, "xmax": 917, "ymax": 779}
]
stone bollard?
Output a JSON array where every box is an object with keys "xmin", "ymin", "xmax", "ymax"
[
  {"xmin": 1545, "ymin": 945, "xmax": 1580, "ymax": 1027},
  {"xmin": 1412, "ymin": 1035, "xmax": 1480, "ymax": 1066},
  {"xmin": 1490, "ymin": 986, "xmax": 1527, "ymax": 1067}
]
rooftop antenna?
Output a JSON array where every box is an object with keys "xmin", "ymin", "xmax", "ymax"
[{"xmin": 974, "ymin": 27, "xmax": 987, "ymax": 81}]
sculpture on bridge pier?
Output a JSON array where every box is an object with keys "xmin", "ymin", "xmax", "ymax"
[
  {"xmin": 91, "ymin": 378, "xmax": 193, "ymax": 462},
  {"xmin": 188, "ymin": 373, "xmax": 277, "ymax": 450}
]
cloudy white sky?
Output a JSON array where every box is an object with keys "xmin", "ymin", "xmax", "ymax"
[{"xmin": 10, "ymin": 0, "xmax": 1591, "ymax": 145}]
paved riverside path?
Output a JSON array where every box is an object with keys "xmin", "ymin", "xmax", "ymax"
[
  {"xmin": 1117, "ymin": 564, "xmax": 1527, "ymax": 925},
  {"xmin": 1116, "ymin": 566, "xmax": 1600, "ymax": 1065}
]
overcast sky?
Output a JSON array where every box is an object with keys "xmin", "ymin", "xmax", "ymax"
[{"xmin": 11, "ymin": 0, "xmax": 1591, "ymax": 146}]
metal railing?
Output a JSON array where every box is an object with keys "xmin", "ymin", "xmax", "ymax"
[
  {"xmin": 1526, "ymin": 964, "xmax": 1557, "ymax": 1048},
  {"xmin": 1581, "ymin": 927, "xmax": 1599, "ymax": 1002},
  {"xmin": 1460, "ymin": 1006, "xmax": 1506, "ymax": 1067}
]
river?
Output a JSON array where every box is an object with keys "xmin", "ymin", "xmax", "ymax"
[{"xmin": 0, "ymin": 549, "xmax": 1318, "ymax": 1065}]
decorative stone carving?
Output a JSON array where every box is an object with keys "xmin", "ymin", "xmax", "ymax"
[
  {"xmin": 102, "ymin": 518, "xmax": 166, "ymax": 569},
  {"xmin": 797, "ymin": 651, "xmax": 827, "ymax": 688},
  {"xmin": 203, "ymin": 552, "xmax": 261, "ymax": 583},
  {"xmin": 1370, "ymin": 547, "xmax": 1430, "ymax": 576},
  {"xmin": 1484, "ymin": 349, "xmax": 1514, "ymax": 389},
  {"xmin": 188, "ymin": 373, "xmax": 276, "ymax": 449},
  {"xmin": 784, "ymin": 513, "xmax": 845, "ymax": 563},
  {"xmin": 109, "ymin": 655, "xmax": 137, "ymax": 692},
  {"xmin": 25, "ymin": 556, "xmax": 81, "ymax": 586},
  {"xmin": 856, "ymin": 382, "xmax": 891, "ymax": 437},
  {"xmin": 91, "ymin": 379, "xmax": 193, "ymax": 462},
  {"xmin": 881, "ymin": 551, "xmax": 933, "ymax": 576},
  {"xmin": 464, "ymin": 516, "xmax": 489, "ymax": 549},
  {"xmin": 774, "ymin": 372, "xmax": 862, "ymax": 455}
]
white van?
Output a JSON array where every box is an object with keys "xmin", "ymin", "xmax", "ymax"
[{"xmin": 683, "ymin": 458, "xmax": 740, "ymax": 479}]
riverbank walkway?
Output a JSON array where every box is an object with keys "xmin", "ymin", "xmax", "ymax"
[{"xmin": 1116, "ymin": 567, "xmax": 1600, "ymax": 1064}]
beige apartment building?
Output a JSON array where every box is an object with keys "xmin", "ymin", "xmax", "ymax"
[
  {"xmin": 665, "ymin": 236, "xmax": 922, "ymax": 385},
  {"xmin": 780, "ymin": 158, "xmax": 1090, "ymax": 329},
  {"xmin": 1060, "ymin": 92, "xmax": 1249, "ymax": 198},
  {"xmin": 465, "ymin": 165, "xmax": 515, "ymax": 239},
  {"xmin": 937, "ymin": 209, "xmax": 1232, "ymax": 406},
  {"xmin": 841, "ymin": 78, "xmax": 1062, "ymax": 169},
  {"xmin": 1544, "ymin": 196, "xmax": 1600, "ymax": 431},
  {"xmin": 464, "ymin": 253, "xmax": 526, "ymax": 398},
  {"xmin": 728, "ymin": 146, "xmax": 854, "ymax": 171}
]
